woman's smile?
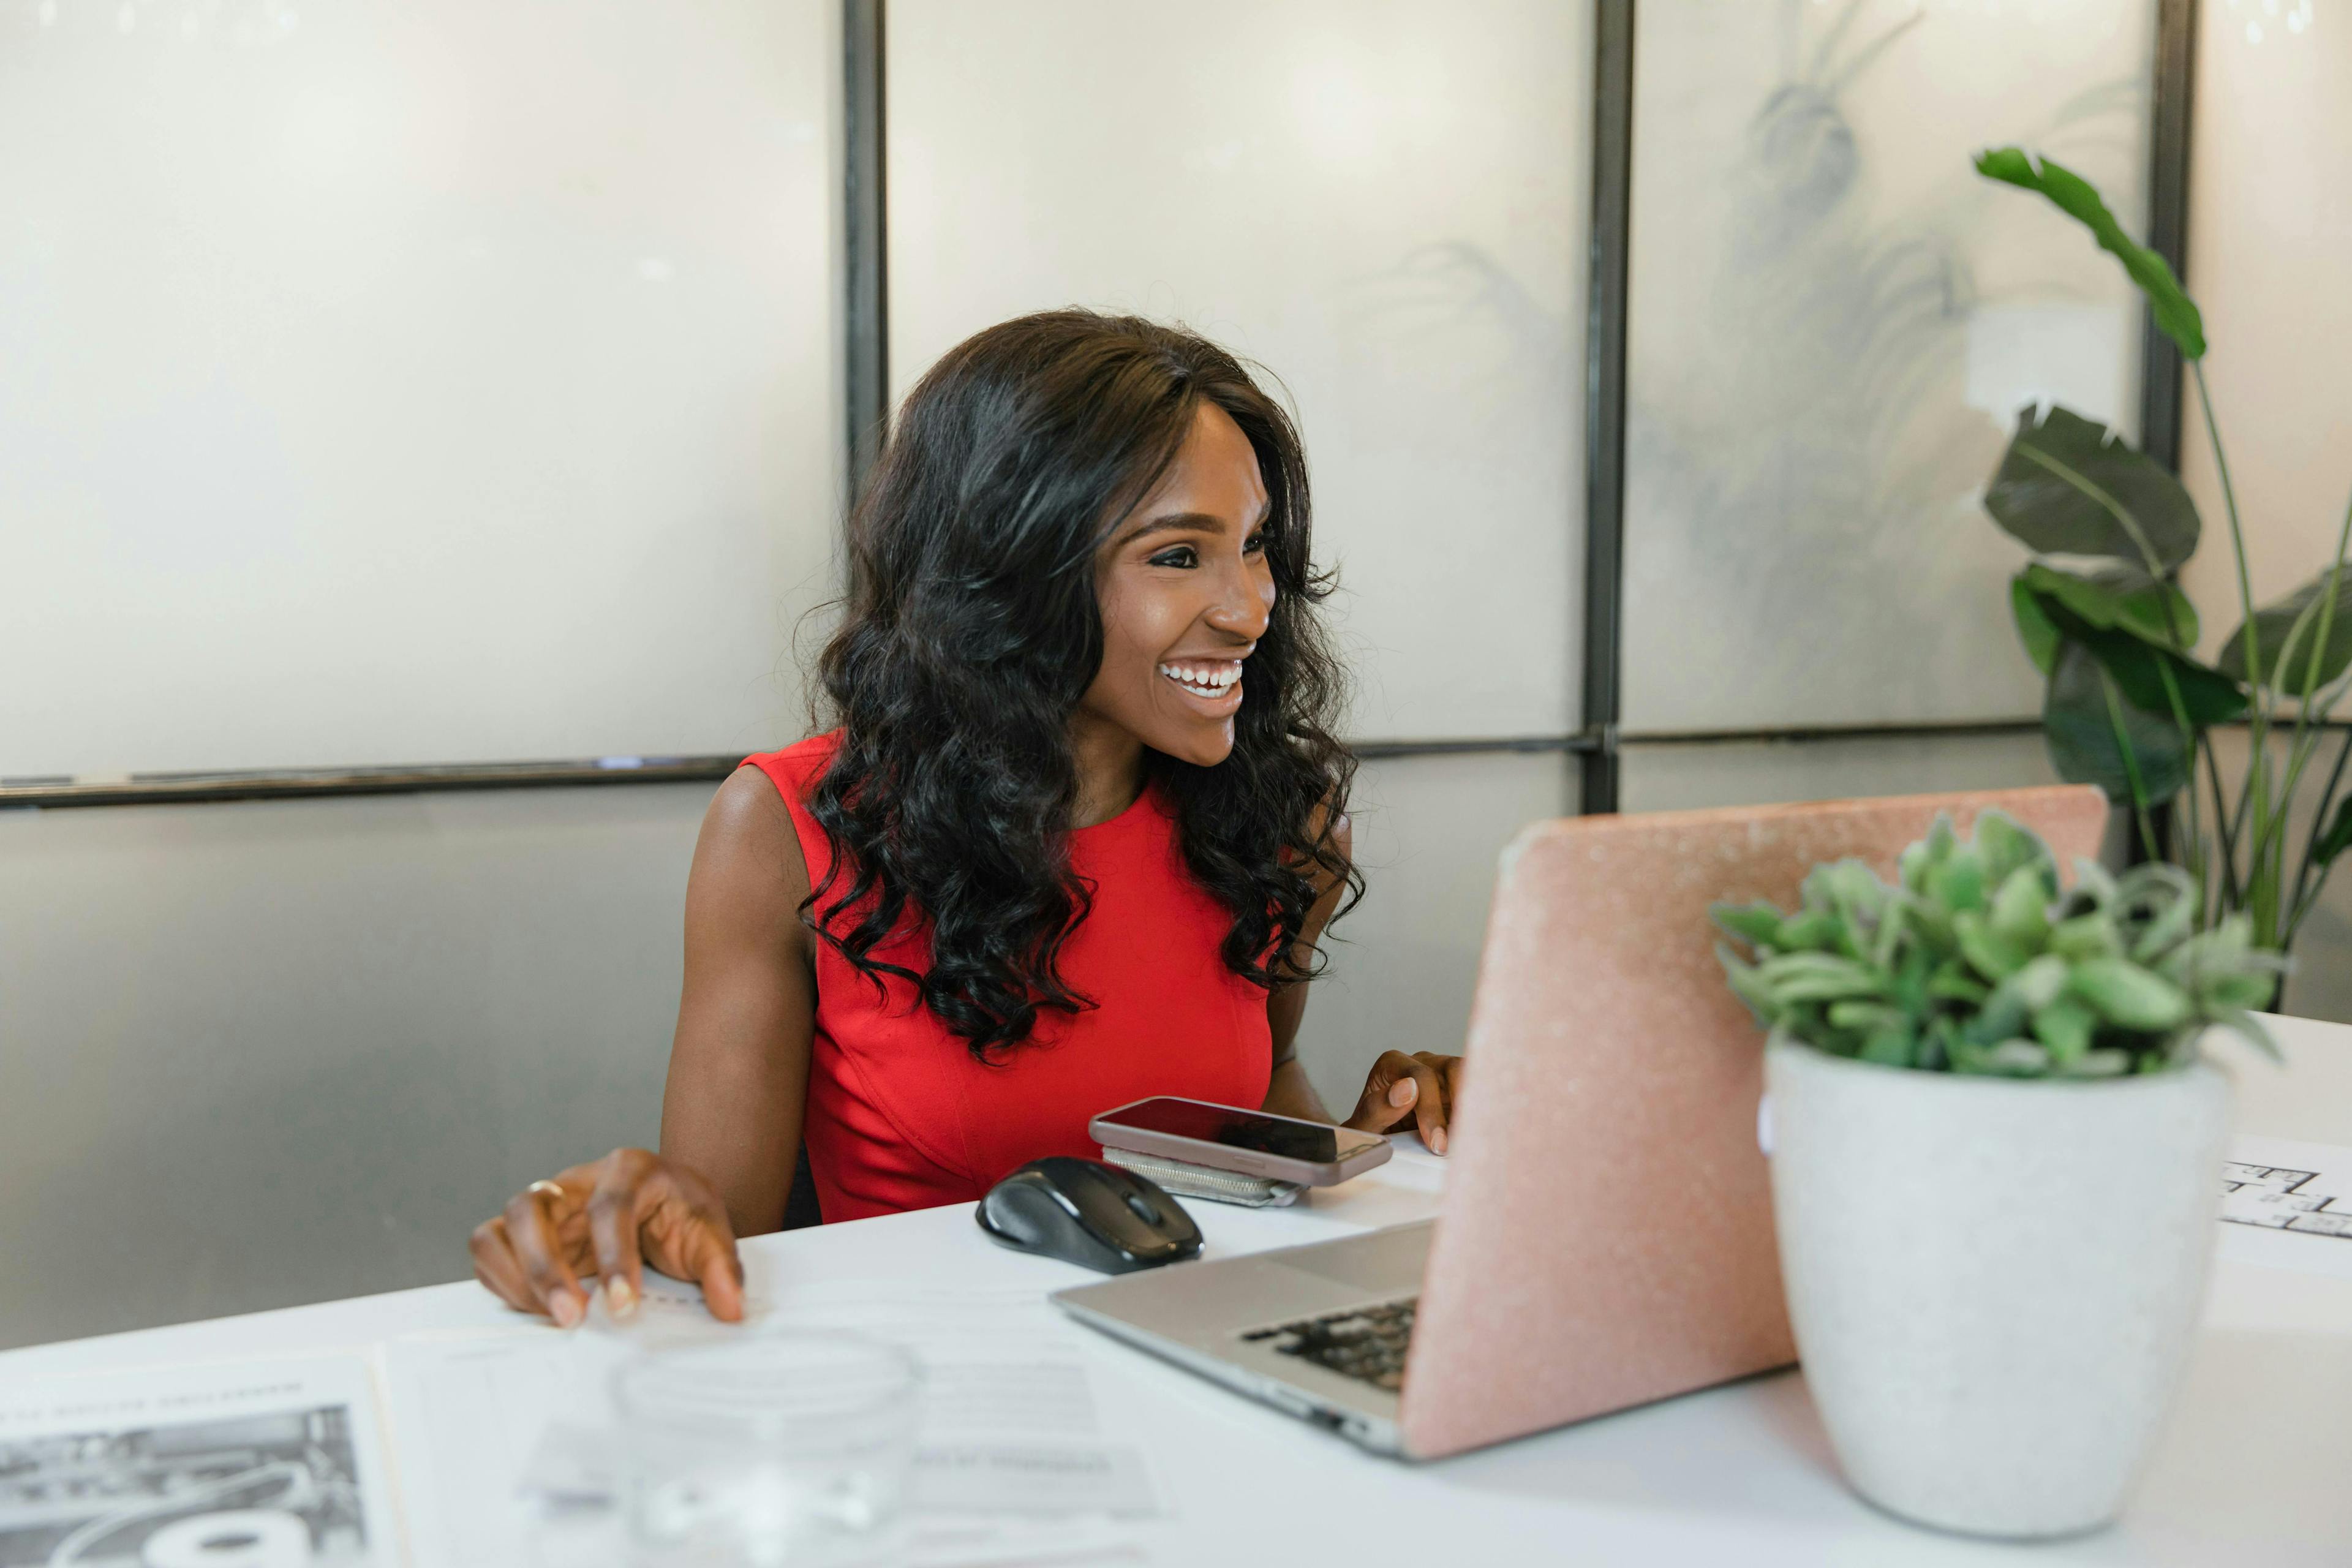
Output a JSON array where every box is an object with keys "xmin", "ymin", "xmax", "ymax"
[{"xmin": 1159, "ymin": 656, "xmax": 1248, "ymax": 709}]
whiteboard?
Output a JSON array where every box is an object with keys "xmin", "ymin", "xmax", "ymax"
[{"xmin": 0, "ymin": 0, "xmax": 840, "ymax": 779}]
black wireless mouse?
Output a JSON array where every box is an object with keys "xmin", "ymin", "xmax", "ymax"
[{"xmin": 976, "ymin": 1156, "xmax": 1202, "ymax": 1273}]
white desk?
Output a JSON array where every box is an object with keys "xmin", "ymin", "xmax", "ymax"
[{"xmin": 6, "ymin": 1019, "xmax": 2350, "ymax": 1566}]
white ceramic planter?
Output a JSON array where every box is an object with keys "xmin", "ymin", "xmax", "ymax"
[{"xmin": 1765, "ymin": 1038, "xmax": 2230, "ymax": 1539}]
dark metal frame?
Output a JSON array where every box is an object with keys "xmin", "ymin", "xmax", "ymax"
[
  {"xmin": 14, "ymin": 0, "xmax": 2201, "ymax": 815},
  {"xmin": 843, "ymin": 0, "xmax": 890, "ymax": 495},
  {"xmin": 2139, "ymin": 0, "xmax": 2199, "ymax": 472},
  {"xmin": 1578, "ymin": 0, "xmax": 1637, "ymax": 814},
  {"xmin": 0, "ymin": 758, "xmax": 742, "ymax": 812}
]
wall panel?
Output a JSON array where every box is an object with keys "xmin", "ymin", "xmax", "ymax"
[
  {"xmin": 886, "ymin": 0, "xmax": 1589, "ymax": 742},
  {"xmin": 0, "ymin": 0, "xmax": 839, "ymax": 778},
  {"xmin": 1621, "ymin": 0, "xmax": 2158, "ymax": 734},
  {"xmin": 0, "ymin": 783, "xmax": 710, "ymax": 1348}
]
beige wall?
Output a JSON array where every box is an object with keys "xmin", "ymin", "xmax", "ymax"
[
  {"xmin": 2180, "ymin": 6, "xmax": 2352, "ymax": 621},
  {"xmin": 2177, "ymin": 6, "xmax": 2352, "ymax": 1022}
]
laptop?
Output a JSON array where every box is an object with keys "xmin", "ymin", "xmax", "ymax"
[{"xmin": 1052, "ymin": 786, "xmax": 2109, "ymax": 1459}]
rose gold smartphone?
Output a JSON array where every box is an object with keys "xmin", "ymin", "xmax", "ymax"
[{"xmin": 1090, "ymin": 1096, "xmax": 1392, "ymax": 1186}]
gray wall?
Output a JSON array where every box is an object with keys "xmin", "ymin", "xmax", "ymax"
[
  {"xmin": 0, "ymin": 784, "xmax": 706, "ymax": 1349},
  {"xmin": 1291, "ymin": 751, "xmax": 1574, "ymax": 1113},
  {"xmin": 0, "ymin": 750, "xmax": 1569, "ymax": 1350}
]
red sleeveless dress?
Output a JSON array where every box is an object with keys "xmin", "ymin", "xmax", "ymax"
[{"xmin": 744, "ymin": 733, "xmax": 1274, "ymax": 1221}]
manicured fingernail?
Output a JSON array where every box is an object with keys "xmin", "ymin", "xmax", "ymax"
[
  {"xmin": 550, "ymin": 1292, "xmax": 582, "ymax": 1329},
  {"xmin": 1389, "ymin": 1080, "xmax": 1415, "ymax": 1107},
  {"xmin": 606, "ymin": 1276, "xmax": 638, "ymax": 1321},
  {"xmin": 1431, "ymin": 1127, "xmax": 1449, "ymax": 1155}
]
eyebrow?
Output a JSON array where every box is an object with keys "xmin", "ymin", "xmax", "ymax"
[{"xmin": 1116, "ymin": 507, "xmax": 1270, "ymax": 549}]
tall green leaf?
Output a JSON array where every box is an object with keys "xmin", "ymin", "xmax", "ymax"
[
  {"xmin": 2030, "ymin": 592, "xmax": 2248, "ymax": 727},
  {"xmin": 1974, "ymin": 146, "xmax": 2207, "ymax": 361},
  {"xmin": 2013, "ymin": 573, "xmax": 2062, "ymax": 675},
  {"xmin": 1985, "ymin": 407, "xmax": 2201, "ymax": 573},
  {"xmin": 2018, "ymin": 562, "xmax": 2198, "ymax": 650},
  {"xmin": 2217, "ymin": 568, "xmax": 2352, "ymax": 696},
  {"xmin": 2043, "ymin": 641, "xmax": 2190, "ymax": 803}
]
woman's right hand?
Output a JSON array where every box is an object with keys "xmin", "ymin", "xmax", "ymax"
[{"xmin": 469, "ymin": 1148, "xmax": 747, "ymax": 1326}]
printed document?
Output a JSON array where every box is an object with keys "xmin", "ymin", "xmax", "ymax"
[
  {"xmin": 0, "ymin": 1353, "xmax": 401, "ymax": 1568},
  {"xmin": 2220, "ymin": 1134, "xmax": 2352, "ymax": 1280}
]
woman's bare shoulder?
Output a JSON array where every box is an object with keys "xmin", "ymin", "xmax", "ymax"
[{"xmin": 692, "ymin": 766, "xmax": 812, "ymax": 928}]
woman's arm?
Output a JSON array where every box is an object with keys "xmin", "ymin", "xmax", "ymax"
[
  {"xmin": 469, "ymin": 767, "xmax": 816, "ymax": 1327},
  {"xmin": 660, "ymin": 766, "xmax": 820, "ymax": 1239}
]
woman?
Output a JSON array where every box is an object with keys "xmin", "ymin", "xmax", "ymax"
[{"xmin": 469, "ymin": 311, "xmax": 1464, "ymax": 1325}]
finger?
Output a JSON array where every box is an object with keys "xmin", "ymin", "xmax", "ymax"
[
  {"xmin": 503, "ymin": 1185, "xmax": 588, "ymax": 1328},
  {"xmin": 684, "ymin": 1213, "xmax": 748, "ymax": 1324},
  {"xmin": 1342, "ymin": 1051, "xmax": 1422, "ymax": 1131},
  {"xmin": 586, "ymin": 1155, "xmax": 652, "ymax": 1322},
  {"xmin": 641, "ymin": 1169, "xmax": 747, "ymax": 1324},
  {"xmin": 468, "ymin": 1217, "xmax": 543, "ymax": 1317},
  {"xmin": 1414, "ymin": 1052, "xmax": 1462, "ymax": 1123},
  {"xmin": 1399, "ymin": 1058, "xmax": 1450, "ymax": 1154}
]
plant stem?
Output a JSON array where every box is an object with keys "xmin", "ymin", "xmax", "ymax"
[
  {"xmin": 2195, "ymin": 362, "xmax": 2277, "ymax": 940},
  {"xmin": 2282, "ymin": 490, "xmax": 2352, "ymax": 916},
  {"xmin": 2153, "ymin": 659, "xmax": 2206, "ymax": 898},
  {"xmin": 2287, "ymin": 722, "xmax": 2352, "ymax": 938},
  {"xmin": 2242, "ymin": 487, "xmax": 2352, "ymax": 936},
  {"xmin": 2203, "ymin": 731, "xmax": 2242, "ymax": 919},
  {"xmin": 2196, "ymin": 363, "xmax": 2264, "ymax": 687}
]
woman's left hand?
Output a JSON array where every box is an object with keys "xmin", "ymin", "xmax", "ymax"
[{"xmin": 1342, "ymin": 1050, "xmax": 1464, "ymax": 1155}]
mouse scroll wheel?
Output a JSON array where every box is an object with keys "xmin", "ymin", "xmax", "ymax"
[{"xmin": 1123, "ymin": 1192, "xmax": 1161, "ymax": 1225}]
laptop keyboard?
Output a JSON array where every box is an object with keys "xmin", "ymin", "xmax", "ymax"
[{"xmin": 1241, "ymin": 1297, "xmax": 1417, "ymax": 1392}]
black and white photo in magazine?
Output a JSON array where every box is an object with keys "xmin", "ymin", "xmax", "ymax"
[
  {"xmin": 0, "ymin": 1357, "xmax": 394, "ymax": 1568},
  {"xmin": 0, "ymin": 1403, "xmax": 369, "ymax": 1567}
]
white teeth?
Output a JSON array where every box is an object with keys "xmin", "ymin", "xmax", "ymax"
[{"xmin": 1159, "ymin": 660, "xmax": 1242, "ymax": 696}]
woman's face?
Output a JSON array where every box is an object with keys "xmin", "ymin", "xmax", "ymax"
[{"xmin": 1077, "ymin": 401, "xmax": 1276, "ymax": 768}]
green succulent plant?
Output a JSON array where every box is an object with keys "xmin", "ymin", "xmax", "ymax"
[{"xmin": 1713, "ymin": 812, "xmax": 2286, "ymax": 1078}]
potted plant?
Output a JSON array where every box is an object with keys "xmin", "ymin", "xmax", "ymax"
[
  {"xmin": 1716, "ymin": 810, "xmax": 2285, "ymax": 1539},
  {"xmin": 1974, "ymin": 148, "xmax": 2352, "ymax": 962}
]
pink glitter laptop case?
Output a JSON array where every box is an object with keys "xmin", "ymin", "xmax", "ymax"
[{"xmin": 1397, "ymin": 785, "xmax": 2109, "ymax": 1458}]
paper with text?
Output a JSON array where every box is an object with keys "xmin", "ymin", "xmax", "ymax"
[{"xmin": 0, "ymin": 1352, "xmax": 402, "ymax": 1568}]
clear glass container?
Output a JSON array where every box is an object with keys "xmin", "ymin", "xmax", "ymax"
[{"xmin": 612, "ymin": 1332, "xmax": 922, "ymax": 1568}]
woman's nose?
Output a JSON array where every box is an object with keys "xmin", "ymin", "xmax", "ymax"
[{"xmin": 1206, "ymin": 576, "xmax": 1273, "ymax": 639}]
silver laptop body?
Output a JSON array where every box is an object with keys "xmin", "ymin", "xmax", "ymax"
[
  {"xmin": 1051, "ymin": 1219, "xmax": 1433, "ymax": 1457},
  {"xmin": 1052, "ymin": 794, "xmax": 2105, "ymax": 1461}
]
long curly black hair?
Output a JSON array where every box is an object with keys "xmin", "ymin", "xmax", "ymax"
[{"xmin": 805, "ymin": 309, "xmax": 1359, "ymax": 1060}]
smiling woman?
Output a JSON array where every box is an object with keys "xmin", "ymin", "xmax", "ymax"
[{"xmin": 467, "ymin": 311, "xmax": 1466, "ymax": 1326}]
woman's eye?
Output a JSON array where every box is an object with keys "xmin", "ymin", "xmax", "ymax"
[
  {"xmin": 1147, "ymin": 546, "xmax": 1197, "ymax": 568},
  {"xmin": 1243, "ymin": 531, "xmax": 1268, "ymax": 556}
]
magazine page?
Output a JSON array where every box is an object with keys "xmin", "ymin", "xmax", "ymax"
[{"xmin": 0, "ymin": 1352, "xmax": 402, "ymax": 1568}]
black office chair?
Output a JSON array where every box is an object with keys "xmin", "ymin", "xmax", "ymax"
[{"xmin": 780, "ymin": 1143, "xmax": 823, "ymax": 1231}]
